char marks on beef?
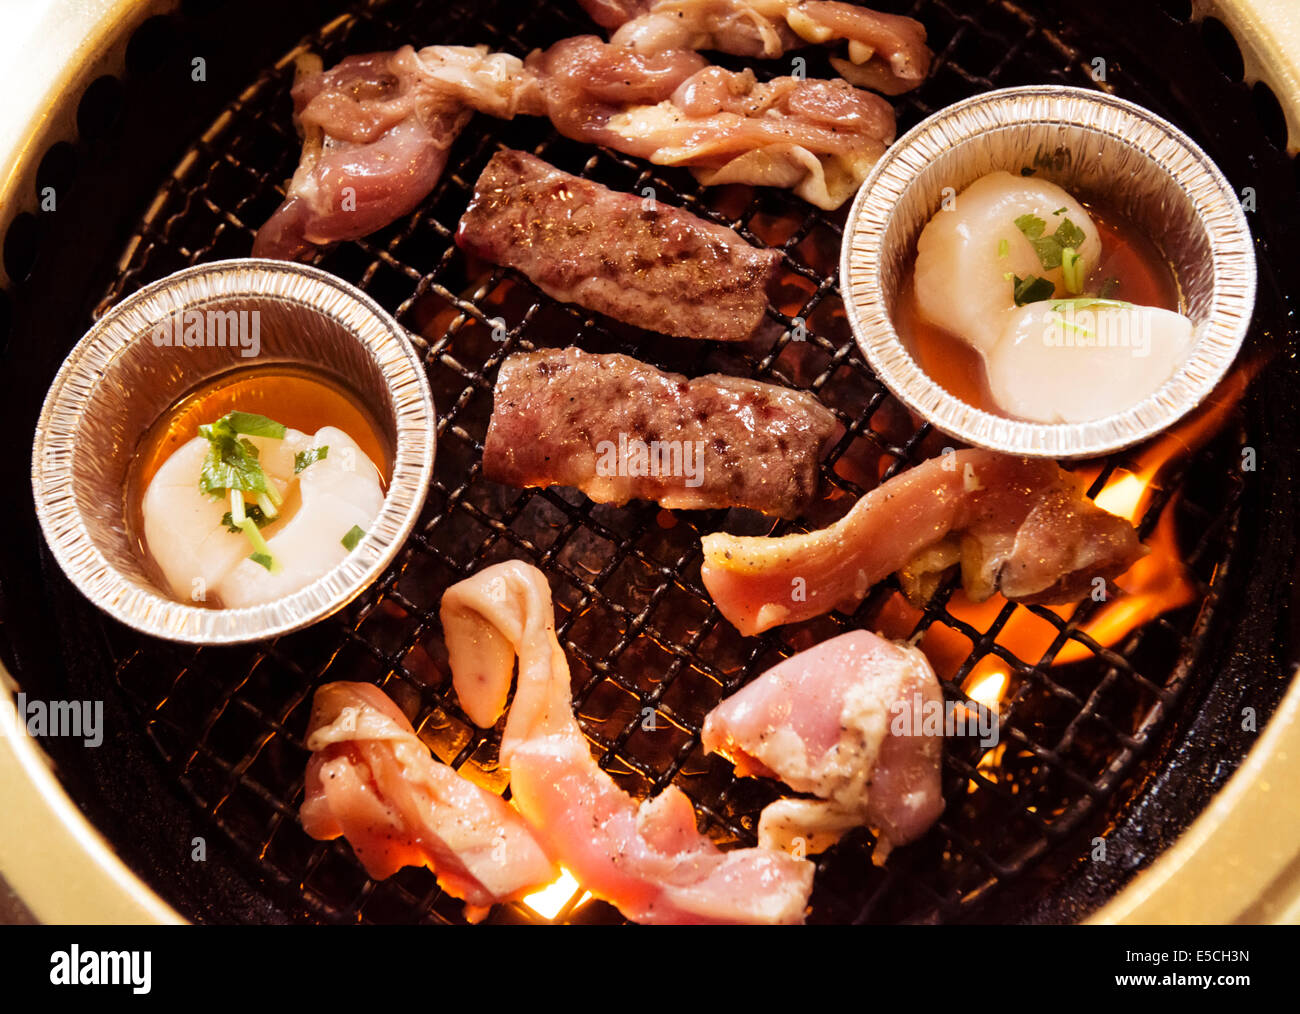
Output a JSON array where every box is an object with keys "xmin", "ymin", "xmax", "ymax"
[
  {"xmin": 457, "ymin": 149, "xmax": 781, "ymax": 341},
  {"xmin": 484, "ymin": 347, "xmax": 837, "ymax": 518}
]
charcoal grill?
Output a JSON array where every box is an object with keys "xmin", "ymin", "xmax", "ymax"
[{"xmin": 0, "ymin": 0, "xmax": 1297, "ymax": 925}]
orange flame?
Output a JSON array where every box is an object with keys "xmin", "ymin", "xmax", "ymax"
[{"xmin": 872, "ymin": 364, "xmax": 1257, "ymax": 698}]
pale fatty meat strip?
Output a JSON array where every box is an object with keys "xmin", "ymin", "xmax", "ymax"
[
  {"xmin": 440, "ymin": 561, "xmax": 815, "ymax": 924},
  {"xmin": 300, "ymin": 681, "xmax": 556, "ymax": 922}
]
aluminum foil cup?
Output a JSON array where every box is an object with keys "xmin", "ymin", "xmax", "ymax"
[
  {"xmin": 32, "ymin": 259, "xmax": 436, "ymax": 644},
  {"xmin": 841, "ymin": 86, "xmax": 1256, "ymax": 458}
]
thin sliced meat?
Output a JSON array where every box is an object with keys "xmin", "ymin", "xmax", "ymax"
[
  {"xmin": 702, "ymin": 630, "xmax": 944, "ymax": 858},
  {"xmin": 456, "ymin": 149, "xmax": 781, "ymax": 341},
  {"xmin": 253, "ymin": 46, "xmax": 538, "ymax": 260},
  {"xmin": 257, "ymin": 37, "xmax": 893, "ymax": 258},
  {"xmin": 440, "ymin": 561, "xmax": 814, "ymax": 924},
  {"xmin": 529, "ymin": 35, "xmax": 894, "ymax": 209},
  {"xmin": 701, "ymin": 449, "xmax": 1147, "ymax": 635},
  {"xmin": 483, "ymin": 348, "xmax": 837, "ymax": 517},
  {"xmin": 300, "ymin": 681, "xmax": 556, "ymax": 922},
  {"xmin": 581, "ymin": 0, "xmax": 931, "ymax": 94}
]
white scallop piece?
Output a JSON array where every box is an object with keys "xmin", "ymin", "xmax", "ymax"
[
  {"xmin": 142, "ymin": 434, "xmax": 294, "ymax": 602},
  {"xmin": 142, "ymin": 426, "xmax": 382, "ymax": 607},
  {"xmin": 913, "ymin": 171, "xmax": 1103, "ymax": 357},
  {"xmin": 218, "ymin": 427, "xmax": 384, "ymax": 609},
  {"xmin": 987, "ymin": 302, "xmax": 1196, "ymax": 424}
]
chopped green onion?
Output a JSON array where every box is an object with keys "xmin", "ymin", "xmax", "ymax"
[
  {"xmin": 221, "ymin": 504, "xmax": 269, "ymax": 533},
  {"xmin": 997, "ymin": 238, "xmax": 1009, "ymax": 258},
  {"xmin": 1061, "ymin": 247, "xmax": 1085, "ymax": 295},
  {"xmin": 341, "ymin": 525, "xmax": 365, "ymax": 551},
  {"xmin": 238, "ymin": 516, "xmax": 277, "ymax": 571},
  {"xmin": 256, "ymin": 492, "xmax": 279, "ymax": 519}
]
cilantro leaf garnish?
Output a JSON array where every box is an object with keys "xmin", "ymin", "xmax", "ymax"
[
  {"xmin": 224, "ymin": 411, "xmax": 286, "ymax": 440},
  {"xmin": 198, "ymin": 411, "xmax": 288, "ymax": 569},
  {"xmin": 198, "ymin": 427, "xmax": 270, "ymax": 497},
  {"xmin": 1014, "ymin": 213, "xmax": 1045, "ymax": 239},
  {"xmin": 1014, "ymin": 214, "xmax": 1088, "ymax": 275},
  {"xmin": 1055, "ymin": 219, "xmax": 1085, "ymax": 248},
  {"xmin": 1011, "ymin": 274, "xmax": 1056, "ymax": 306},
  {"xmin": 294, "ymin": 445, "xmax": 329, "ymax": 474}
]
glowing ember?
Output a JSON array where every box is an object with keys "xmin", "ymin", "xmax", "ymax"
[
  {"xmin": 522, "ymin": 868, "xmax": 582, "ymax": 919},
  {"xmin": 971, "ymin": 744, "xmax": 1007, "ymax": 788},
  {"xmin": 944, "ymin": 365, "xmax": 1252, "ymax": 672},
  {"xmin": 1093, "ymin": 470, "xmax": 1150, "ymax": 521},
  {"xmin": 964, "ymin": 668, "xmax": 1009, "ymax": 711}
]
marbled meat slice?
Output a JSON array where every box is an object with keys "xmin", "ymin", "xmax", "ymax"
[
  {"xmin": 483, "ymin": 347, "xmax": 837, "ymax": 518},
  {"xmin": 456, "ymin": 149, "xmax": 782, "ymax": 341}
]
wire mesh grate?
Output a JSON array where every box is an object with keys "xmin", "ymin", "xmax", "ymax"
[{"xmin": 94, "ymin": 0, "xmax": 1248, "ymax": 924}]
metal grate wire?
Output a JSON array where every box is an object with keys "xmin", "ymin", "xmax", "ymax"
[{"xmin": 95, "ymin": 0, "xmax": 1248, "ymax": 924}]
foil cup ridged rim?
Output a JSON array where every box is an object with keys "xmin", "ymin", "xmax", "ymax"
[
  {"xmin": 840, "ymin": 85, "xmax": 1257, "ymax": 458},
  {"xmin": 31, "ymin": 259, "xmax": 436, "ymax": 644}
]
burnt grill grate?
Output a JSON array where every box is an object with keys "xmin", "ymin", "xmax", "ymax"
[{"xmin": 94, "ymin": 0, "xmax": 1249, "ymax": 924}]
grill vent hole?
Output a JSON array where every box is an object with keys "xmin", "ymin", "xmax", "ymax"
[
  {"xmin": 1199, "ymin": 16, "xmax": 1245, "ymax": 83},
  {"xmin": 1250, "ymin": 81, "xmax": 1288, "ymax": 152},
  {"xmin": 35, "ymin": 142, "xmax": 77, "ymax": 206},
  {"xmin": 76, "ymin": 75, "xmax": 125, "ymax": 142},
  {"xmin": 125, "ymin": 15, "xmax": 182, "ymax": 76}
]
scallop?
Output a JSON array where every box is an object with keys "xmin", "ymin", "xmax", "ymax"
[
  {"xmin": 912, "ymin": 171, "xmax": 1103, "ymax": 357},
  {"xmin": 142, "ymin": 434, "xmax": 293, "ymax": 603},
  {"xmin": 218, "ymin": 427, "xmax": 384, "ymax": 608},
  {"xmin": 986, "ymin": 302, "xmax": 1196, "ymax": 423},
  {"xmin": 142, "ymin": 425, "xmax": 383, "ymax": 607}
]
